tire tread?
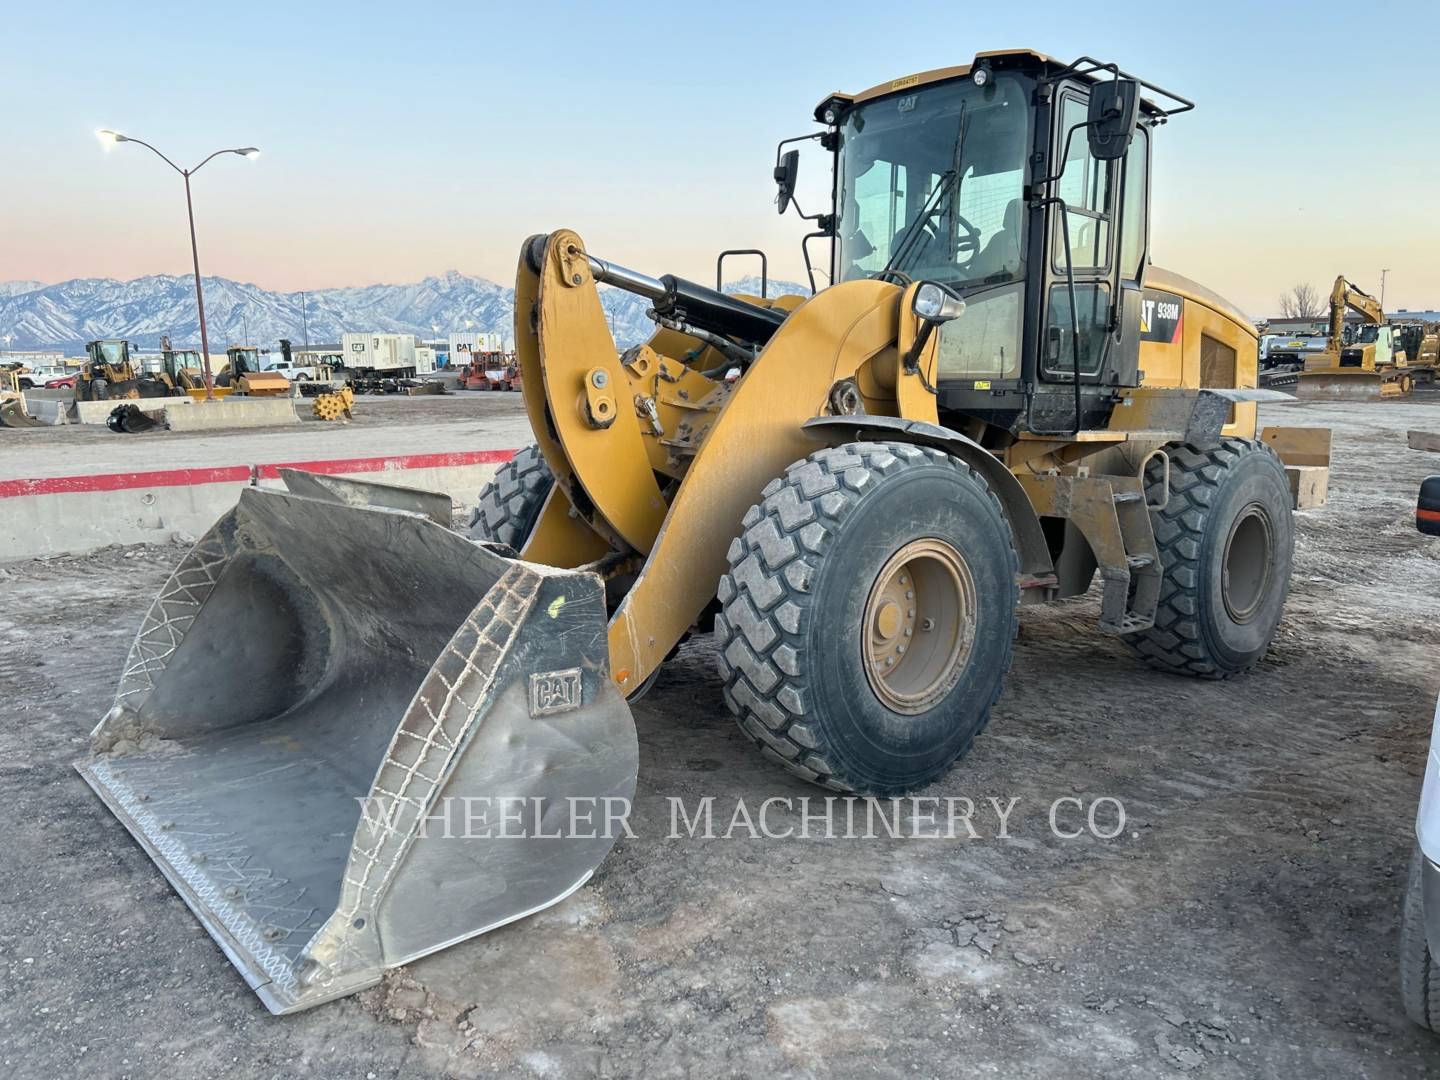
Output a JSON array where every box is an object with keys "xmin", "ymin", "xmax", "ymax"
[
  {"xmin": 716, "ymin": 440, "xmax": 1019, "ymax": 794},
  {"xmin": 1123, "ymin": 437, "xmax": 1288, "ymax": 679}
]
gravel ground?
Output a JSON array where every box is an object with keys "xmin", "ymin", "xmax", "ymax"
[{"xmin": 3, "ymin": 398, "xmax": 1440, "ymax": 1077}]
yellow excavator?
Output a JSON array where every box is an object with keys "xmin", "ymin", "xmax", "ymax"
[
  {"xmin": 1297, "ymin": 276, "xmax": 1430, "ymax": 399},
  {"xmin": 78, "ymin": 50, "xmax": 1330, "ymax": 1014}
]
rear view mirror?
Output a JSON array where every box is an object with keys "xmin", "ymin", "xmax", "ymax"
[
  {"xmin": 774, "ymin": 149, "xmax": 800, "ymax": 215},
  {"xmin": 1087, "ymin": 79, "xmax": 1140, "ymax": 161},
  {"xmin": 1417, "ymin": 475, "xmax": 1440, "ymax": 536}
]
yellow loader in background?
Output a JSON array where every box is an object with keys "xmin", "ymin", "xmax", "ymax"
[{"xmin": 79, "ymin": 50, "xmax": 1329, "ymax": 1013}]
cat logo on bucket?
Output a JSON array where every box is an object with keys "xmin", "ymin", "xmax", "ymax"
[{"xmin": 529, "ymin": 668, "xmax": 583, "ymax": 717}]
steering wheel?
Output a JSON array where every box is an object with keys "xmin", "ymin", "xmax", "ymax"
[{"xmin": 906, "ymin": 207, "xmax": 982, "ymax": 267}]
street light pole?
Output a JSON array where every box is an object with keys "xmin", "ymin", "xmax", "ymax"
[
  {"xmin": 98, "ymin": 131, "xmax": 259, "ymax": 401},
  {"xmin": 1380, "ymin": 269, "xmax": 1391, "ymax": 314}
]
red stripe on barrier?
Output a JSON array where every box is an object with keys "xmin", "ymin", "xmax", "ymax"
[{"xmin": 0, "ymin": 448, "xmax": 517, "ymax": 499}]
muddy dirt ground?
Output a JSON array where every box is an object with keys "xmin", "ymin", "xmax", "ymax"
[{"xmin": 4, "ymin": 397, "xmax": 1440, "ymax": 1078}]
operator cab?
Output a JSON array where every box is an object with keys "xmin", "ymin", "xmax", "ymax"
[{"xmin": 779, "ymin": 51, "xmax": 1192, "ymax": 437}]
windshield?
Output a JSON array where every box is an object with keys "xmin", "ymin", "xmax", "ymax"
[
  {"xmin": 837, "ymin": 74, "xmax": 1030, "ymax": 286},
  {"xmin": 97, "ymin": 341, "xmax": 126, "ymax": 364},
  {"xmin": 1356, "ymin": 326, "xmax": 1380, "ymax": 343}
]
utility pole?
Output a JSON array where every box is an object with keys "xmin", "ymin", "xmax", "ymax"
[
  {"xmin": 301, "ymin": 291, "xmax": 309, "ymax": 350},
  {"xmin": 98, "ymin": 131, "xmax": 259, "ymax": 400},
  {"xmin": 1380, "ymin": 269, "xmax": 1391, "ymax": 315}
]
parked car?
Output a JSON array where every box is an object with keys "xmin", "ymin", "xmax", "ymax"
[
  {"xmin": 1401, "ymin": 475, "xmax": 1440, "ymax": 1030},
  {"xmin": 44, "ymin": 373, "xmax": 77, "ymax": 389}
]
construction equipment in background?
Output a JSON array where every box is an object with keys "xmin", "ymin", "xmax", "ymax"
[
  {"xmin": 79, "ymin": 50, "xmax": 1332, "ymax": 1014},
  {"xmin": 311, "ymin": 386, "xmax": 354, "ymax": 420},
  {"xmin": 1397, "ymin": 322, "xmax": 1440, "ymax": 370},
  {"xmin": 1259, "ymin": 332, "xmax": 1328, "ymax": 389},
  {"xmin": 106, "ymin": 402, "xmax": 162, "ymax": 433},
  {"xmin": 158, "ymin": 335, "xmax": 210, "ymax": 396},
  {"xmin": 1297, "ymin": 276, "xmax": 1432, "ymax": 400},
  {"xmin": 481, "ymin": 357, "xmax": 522, "ymax": 391},
  {"xmin": 341, "ymin": 332, "xmax": 437, "ymax": 393},
  {"xmin": 0, "ymin": 364, "xmax": 47, "ymax": 427},
  {"xmin": 76, "ymin": 340, "xmax": 174, "ymax": 401},
  {"xmin": 219, "ymin": 345, "xmax": 291, "ymax": 396}
]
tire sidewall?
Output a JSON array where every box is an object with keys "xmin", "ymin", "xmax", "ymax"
[
  {"xmin": 1194, "ymin": 447, "xmax": 1294, "ymax": 669},
  {"xmin": 806, "ymin": 464, "xmax": 1015, "ymax": 789}
]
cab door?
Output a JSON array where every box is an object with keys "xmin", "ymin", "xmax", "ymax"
[{"xmin": 1036, "ymin": 89, "xmax": 1149, "ymax": 412}]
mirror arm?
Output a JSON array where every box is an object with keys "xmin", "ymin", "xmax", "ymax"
[{"xmin": 903, "ymin": 320, "xmax": 936, "ymax": 372}]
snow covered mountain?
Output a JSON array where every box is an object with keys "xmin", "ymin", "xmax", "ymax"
[{"xmin": 0, "ymin": 271, "xmax": 810, "ymax": 354}]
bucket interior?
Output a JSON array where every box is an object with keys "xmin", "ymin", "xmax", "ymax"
[{"xmin": 85, "ymin": 491, "xmax": 505, "ymax": 973}]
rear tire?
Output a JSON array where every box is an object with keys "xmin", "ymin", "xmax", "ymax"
[
  {"xmin": 1401, "ymin": 844, "xmax": 1440, "ymax": 1031},
  {"xmin": 1123, "ymin": 437, "xmax": 1293, "ymax": 677},
  {"xmin": 467, "ymin": 444, "xmax": 554, "ymax": 549},
  {"xmin": 716, "ymin": 441, "xmax": 1019, "ymax": 795}
]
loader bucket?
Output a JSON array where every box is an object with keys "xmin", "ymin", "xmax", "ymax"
[
  {"xmin": 0, "ymin": 395, "xmax": 46, "ymax": 427},
  {"xmin": 75, "ymin": 476, "xmax": 637, "ymax": 1014}
]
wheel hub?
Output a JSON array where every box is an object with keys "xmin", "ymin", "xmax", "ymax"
[
  {"xmin": 862, "ymin": 538, "xmax": 977, "ymax": 714},
  {"xmin": 1222, "ymin": 503, "xmax": 1273, "ymax": 623}
]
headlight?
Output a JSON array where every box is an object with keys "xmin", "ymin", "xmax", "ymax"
[{"xmin": 913, "ymin": 282, "xmax": 966, "ymax": 324}]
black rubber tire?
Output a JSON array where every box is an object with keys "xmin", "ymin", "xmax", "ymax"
[
  {"xmin": 715, "ymin": 441, "xmax": 1019, "ymax": 795},
  {"xmin": 1401, "ymin": 843, "xmax": 1440, "ymax": 1031},
  {"xmin": 1123, "ymin": 437, "xmax": 1293, "ymax": 678},
  {"xmin": 467, "ymin": 444, "xmax": 554, "ymax": 548}
]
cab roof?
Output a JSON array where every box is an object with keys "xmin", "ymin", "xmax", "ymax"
[{"xmin": 816, "ymin": 49, "xmax": 1181, "ymax": 122}]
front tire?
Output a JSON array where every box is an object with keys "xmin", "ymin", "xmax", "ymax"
[
  {"xmin": 467, "ymin": 444, "xmax": 554, "ymax": 549},
  {"xmin": 716, "ymin": 441, "xmax": 1019, "ymax": 795},
  {"xmin": 1124, "ymin": 438, "xmax": 1293, "ymax": 678}
]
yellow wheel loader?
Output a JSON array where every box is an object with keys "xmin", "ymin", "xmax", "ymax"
[
  {"xmin": 76, "ymin": 339, "xmax": 175, "ymax": 402},
  {"xmin": 78, "ymin": 50, "xmax": 1329, "ymax": 1013}
]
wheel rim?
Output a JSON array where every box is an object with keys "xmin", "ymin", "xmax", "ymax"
[
  {"xmin": 862, "ymin": 538, "xmax": 977, "ymax": 714},
  {"xmin": 1222, "ymin": 504, "xmax": 1273, "ymax": 623}
]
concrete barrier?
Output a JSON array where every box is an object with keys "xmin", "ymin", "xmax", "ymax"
[
  {"xmin": 0, "ymin": 449, "xmax": 515, "ymax": 560},
  {"xmin": 71, "ymin": 397, "xmax": 193, "ymax": 425},
  {"xmin": 164, "ymin": 397, "xmax": 296, "ymax": 431}
]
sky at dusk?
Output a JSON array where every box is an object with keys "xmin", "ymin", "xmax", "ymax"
[{"xmin": 3, "ymin": 0, "xmax": 1437, "ymax": 318}]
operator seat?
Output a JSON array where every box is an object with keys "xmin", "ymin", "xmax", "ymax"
[{"xmin": 968, "ymin": 199, "xmax": 1022, "ymax": 281}]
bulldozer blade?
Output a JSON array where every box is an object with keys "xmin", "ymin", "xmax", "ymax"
[
  {"xmin": 1296, "ymin": 370, "xmax": 1404, "ymax": 402},
  {"xmin": 75, "ymin": 482, "xmax": 636, "ymax": 1014}
]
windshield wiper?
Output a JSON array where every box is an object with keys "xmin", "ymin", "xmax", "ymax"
[
  {"xmin": 874, "ymin": 169, "xmax": 957, "ymax": 283},
  {"xmin": 873, "ymin": 102, "xmax": 969, "ymax": 283}
]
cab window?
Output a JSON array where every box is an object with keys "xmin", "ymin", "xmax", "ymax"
[
  {"xmin": 1052, "ymin": 93, "xmax": 1114, "ymax": 273},
  {"xmin": 1118, "ymin": 126, "xmax": 1148, "ymax": 281}
]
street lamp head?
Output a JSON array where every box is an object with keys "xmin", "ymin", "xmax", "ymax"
[
  {"xmin": 238, "ymin": 147, "xmax": 260, "ymax": 159},
  {"xmin": 97, "ymin": 129, "xmax": 128, "ymax": 144}
]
